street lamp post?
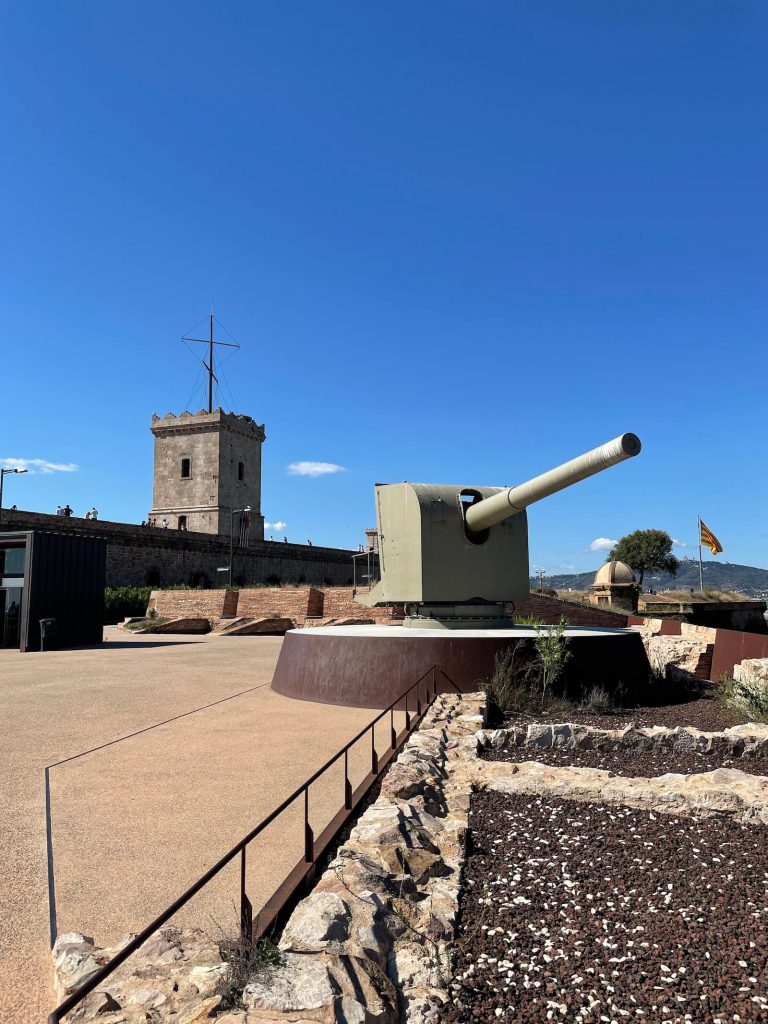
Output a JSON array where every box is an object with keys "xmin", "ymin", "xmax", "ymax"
[
  {"xmin": 229, "ymin": 505, "xmax": 252, "ymax": 587},
  {"xmin": 0, "ymin": 468, "xmax": 29, "ymax": 523}
]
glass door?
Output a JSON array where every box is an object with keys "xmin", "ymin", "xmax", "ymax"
[
  {"xmin": 0, "ymin": 544, "xmax": 26, "ymax": 648},
  {"xmin": 1, "ymin": 587, "xmax": 22, "ymax": 648}
]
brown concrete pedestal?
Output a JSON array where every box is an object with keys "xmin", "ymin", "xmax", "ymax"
[{"xmin": 271, "ymin": 625, "xmax": 650, "ymax": 709}]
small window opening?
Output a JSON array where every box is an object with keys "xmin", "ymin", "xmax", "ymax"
[
  {"xmin": 180, "ymin": 458, "xmax": 191, "ymax": 479},
  {"xmin": 178, "ymin": 515, "xmax": 187, "ymax": 531},
  {"xmin": 238, "ymin": 461, "xmax": 245, "ymax": 481}
]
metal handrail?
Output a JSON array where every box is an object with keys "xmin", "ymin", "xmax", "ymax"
[{"xmin": 48, "ymin": 666, "xmax": 462, "ymax": 1023}]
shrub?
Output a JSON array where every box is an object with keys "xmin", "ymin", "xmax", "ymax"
[
  {"xmin": 217, "ymin": 933, "xmax": 282, "ymax": 1009},
  {"xmin": 534, "ymin": 617, "xmax": 572, "ymax": 709},
  {"xmin": 581, "ymin": 685, "xmax": 615, "ymax": 714},
  {"xmin": 104, "ymin": 587, "xmax": 152, "ymax": 624},
  {"xmin": 719, "ymin": 673, "xmax": 768, "ymax": 723},
  {"xmin": 481, "ymin": 642, "xmax": 538, "ymax": 723},
  {"xmin": 481, "ymin": 617, "xmax": 574, "ymax": 722}
]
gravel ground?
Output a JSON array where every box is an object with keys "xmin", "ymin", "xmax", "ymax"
[
  {"xmin": 443, "ymin": 791, "xmax": 768, "ymax": 1024},
  {"xmin": 501, "ymin": 697, "xmax": 750, "ymax": 733},
  {"xmin": 483, "ymin": 746, "xmax": 768, "ymax": 777}
]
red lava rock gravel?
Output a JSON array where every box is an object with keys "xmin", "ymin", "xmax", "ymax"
[
  {"xmin": 502, "ymin": 697, "xmax": 749, "ymax": 733},
  {"xmin": 442, "ymin": 791, "xmax": 768, "ymax": 1023},
  {"xmin": 483, "ymin": 746, "xmax": 768, "ymax": 778}
]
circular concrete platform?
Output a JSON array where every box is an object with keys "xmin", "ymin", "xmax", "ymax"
[{"xmin": 270, "ymin": 624, "xmax": 650, "ymax": 709}]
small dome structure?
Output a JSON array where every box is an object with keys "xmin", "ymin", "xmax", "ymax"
[{"xmin": 593, "ymin": 560, "xmax": 635, "ymax": 587}]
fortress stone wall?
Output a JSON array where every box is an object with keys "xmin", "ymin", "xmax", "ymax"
[
  {"xmin": 511, "ymin": 594, "xmax": 629, "ymax": 628},
  {"xmin": 1, "ymin": 509, "xmax": 355, "ymax": 589}
]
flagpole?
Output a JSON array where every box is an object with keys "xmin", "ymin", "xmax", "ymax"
[{"xmin": 697, "ymin": 514, "xmax": 703, "ymax": 594}]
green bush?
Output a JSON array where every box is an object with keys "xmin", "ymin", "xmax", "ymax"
[
  {"xmin": 534, "ymin": 617, "xmax": 572, "ymax": 709},
  {"xmin": 481, "ymin": 618, "xmax": 573, "ymax": 723},
  {"xmin": 481, "ymin": 642, "xmax": 538, "ymax": 723},
  {"xmin": 104, "ymin": 587, "xmax": 152, "ymax": 624}
]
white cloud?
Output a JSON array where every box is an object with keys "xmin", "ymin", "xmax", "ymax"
[
  {"xmin": 588, "ymin": 537, "xmax": 618, "ymax": 552},
  {"xmin": 559, "ymin": 563, "xmax": 576, "ymax": 571},
  {"xmin": 265, "ymin": 520, "xmax": 287, "ymax": 531},
  {"xmin": 0, "ymin": 457, "xmax": 78, "ymax": 475},
  {"xmin": 672, "ymin": 538, "xmax": 688, "ymax": 548},
  {"xmin": 287, "ymin": 461, "xmax": 346, "ymax": 478}
]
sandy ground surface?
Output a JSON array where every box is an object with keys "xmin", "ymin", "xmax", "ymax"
[{"xmin": 0, "ymin": 629, "xmax": 382, "ymax": 1024}]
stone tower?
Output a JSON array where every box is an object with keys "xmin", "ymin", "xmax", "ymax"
[{"xmin": 149, "ymin": 409, "xmax": 266, "ymax": 538}]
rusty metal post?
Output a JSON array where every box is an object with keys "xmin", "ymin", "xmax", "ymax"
[
  {"xmin": 390, "ymin": 706, "xmax": 396, "ymax": 749},
  {"xmin": 371, "ymin": 728, "xmax": 378, "ymax": 774},
  {"xmin": 344, "ymin": 748, "xmax": 352, "ymax": 810},
  {"xmin": 303, "ymin": 788, "xmax": 314, "ymax": 863},
  {"xmin": 240, "ymin": 847, "xmax": 253, "ymax": 942}
]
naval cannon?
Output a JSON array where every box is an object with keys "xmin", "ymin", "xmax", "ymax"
[
  {"xmin": 272, "ymin": 432, "xmax": 649, "ymax": 707},
  {"xmin": 359, "ymin": 433, "xmax": 641, "ymax": 627}
]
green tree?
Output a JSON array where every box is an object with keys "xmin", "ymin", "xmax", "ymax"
[{"xmin": 608, "ymin": 529, "xmax": 679, "ymax": 588}]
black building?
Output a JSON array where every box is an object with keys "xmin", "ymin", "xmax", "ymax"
[{"xmin": 0, "ymin": 530, "xmax": 106, "ymax": 652}]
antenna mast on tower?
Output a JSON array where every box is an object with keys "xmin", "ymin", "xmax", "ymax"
[{"xmin": 181, "ymin": 306, "xmax": 240, "ymax": 413}]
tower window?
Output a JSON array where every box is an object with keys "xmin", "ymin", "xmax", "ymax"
[
  {"xmin": 180, "ymin": 458, "xmax": 191, "ymax": 479},
  {"xmin": 178, "ymin": 515, "xmax": 187, "ymax": 530},
  {"xmin": 238, "ymin": 461, "xmax": 245, "ymax": 481}
]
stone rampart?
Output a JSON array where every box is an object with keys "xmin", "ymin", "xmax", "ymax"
[
  {"xmin": 1, "ymin": 509, "xmax": 356, "ymax": 588},
  {"xmin": 511, "ymin": 594, "xmax": 628, "ymax": 628}
]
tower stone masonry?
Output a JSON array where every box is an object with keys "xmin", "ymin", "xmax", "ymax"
[{"xmin": 149, "ymin": 408, "xmax": 266, "ymax": 538}]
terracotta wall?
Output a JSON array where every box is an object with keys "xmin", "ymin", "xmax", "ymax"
[
  {"xmin": 148, "ymin": 589, "xmax": 238, "ymax": 619},
  {"xmin": 710, "ymin": 628, "xmax": 768, "ymax": 681},
  {"xmin": 236, "ymin": 587, "xmax": 324, "ymax": 621}
]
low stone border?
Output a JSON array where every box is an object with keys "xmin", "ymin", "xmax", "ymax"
[
  {"xmin": 53, "ymin": 698, "xmax": 768, "ymax": 1023},
  {"xmin": 478, "ymin": 720, "xmax": 768, "ymax": 757},
  {"xmin": 52, "ymin": 928, "xmax": 228, "ymax": 1022}
]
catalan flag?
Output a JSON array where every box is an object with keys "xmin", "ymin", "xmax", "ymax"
[{"xmin": 699, "ymin": 518, "xmax": 723, "ymax": 555}]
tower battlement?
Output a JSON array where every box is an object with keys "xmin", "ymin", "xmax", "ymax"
[{"xmin": 151, "ymin": 408, "xmax": 265, "ymax": 440}]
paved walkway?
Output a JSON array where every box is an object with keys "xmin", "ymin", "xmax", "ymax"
[{"xmin": 0, "ymin": 630, "xmax": 380, "ymax": 1024}]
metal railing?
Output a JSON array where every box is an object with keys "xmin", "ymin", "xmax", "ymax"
[{"xmin": 48, "ymin": 665, "xmax": 461, "ymax": 1023}]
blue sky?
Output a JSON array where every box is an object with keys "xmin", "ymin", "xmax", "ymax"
[{"xmin": 1, "ymin": 2, "xmax": 766, "ymax": 573}]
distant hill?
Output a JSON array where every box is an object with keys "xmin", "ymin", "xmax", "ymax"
[{"xmin": 532, "ymin": 558, "xmax": 768, "ymax": 600}]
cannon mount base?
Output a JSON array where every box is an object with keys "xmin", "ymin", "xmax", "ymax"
[
  {"xmin": 402, "ymin": 602, "xmax": 512, "ymax": 630},
  {"xmin": 270, "ymin": 624, "xmax": 650, "ymax": 709}
]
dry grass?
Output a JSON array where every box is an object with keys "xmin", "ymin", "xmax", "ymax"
[
  {"xmin": 554, "ymin": 590, "xmax": 592, "ymax": 606},
  {"xmin": 646, "ymin": 589, "xmax": 751, "ymax": 602}
]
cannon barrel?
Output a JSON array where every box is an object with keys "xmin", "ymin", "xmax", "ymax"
[{"xmin": 464, "ymin": 432, "xmax": 641, "ymax": 534}]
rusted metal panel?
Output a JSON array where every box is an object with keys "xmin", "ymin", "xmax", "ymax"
[
  {"xmin": 271, "ymin": 628, "xmax": 650, "ymax": 709},
  {"xmin": 711, "ymin": 628, "xmax": 768, "ymax": 681}
]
